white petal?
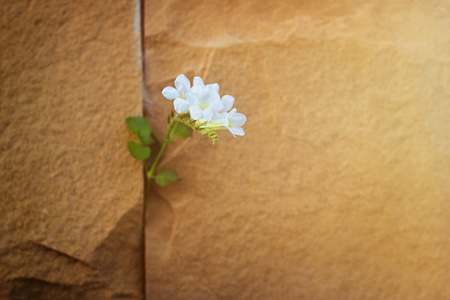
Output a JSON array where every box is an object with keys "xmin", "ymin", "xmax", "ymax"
[
  {"xmin": 198, "ymin": 85, "xmax": 211, "ymax": 100},
  {"xmin": 203, "ymin": 109, "xmax": 214, "ymax": 124},
  {"xmin": 189, "ymin": 105, "xmax": 203, "ymax": 120},
  {"xmin": 227, "ymin": 108, "xmax": 236, "ymax": 118},
  {"xmin": 228, "ymin": 127, "xmax": 245, "ymax": 137},
  {"xmin": 220, "ymin": 95, "xmax": 235, "ymax": 112},
  {"xmin": 190, "ymin": 85, "xmax": 201, "ymax": 96},
  {"xmin": 174, "ymin": 74, "xmax": 190, "ymax": 93},
  {"xmin": 202, "ymin": 86, "xmax": 220, "ymax": 102},
  {"xmin": 197, "ymin": 86, "xmax": 215, "ymax": 108},
  {"xmin": 208, "ymin": 99, "xmax": 224, "ymax": 114},
  {"xmin": 186, "ymin": 92, "xmax": 198, "ymax": 107},
  {"xmin": 229, "ymin": 112, "xmax": 247, "ymax": 127},
  {"xmin": 162, "ymin": 86, "xmax": 178, "ymax": 100},
  {"xmin": 208, "ymin": 83, "xmax": 219, "ymax": 92},
  {"xmin": 174, "ymin": 98, "xmax": 189, "ymax": 114},
  {"xmin": 212, "ymin": 112, "xmax": 227, "ymax": 121},
  {"xmin": 209, "ymin": 113, "xmax": 228, "ymax": 128},
  {"xmin": 193, "ymin": 76, "xmax": 204, "ymax": 88}
]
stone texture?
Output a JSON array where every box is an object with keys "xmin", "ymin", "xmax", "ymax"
[
  {"xmin": 1, "ymin": 0, "xmax": 144, "ymax": 299},
  {"xmin": 144, "ymin": 0, "xmax": 450, "ymax": 299}
]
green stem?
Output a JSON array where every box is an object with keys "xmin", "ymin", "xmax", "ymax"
[{"xmin": 147, "ymin": 117, "xmax": 177, "ymax": 181}]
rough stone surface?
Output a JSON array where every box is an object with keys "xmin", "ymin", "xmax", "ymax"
[
  {"xmin": 1, "ymin": 0, "xmax": 144, "ymax": 299},
  {"xmin": 144, "ymin": 0, "xmax": 450, "ymax": 299}
]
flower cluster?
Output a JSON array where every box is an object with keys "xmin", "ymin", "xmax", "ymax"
[
  {"xmin": 126, "ymin": 74, "xmax": 247, "ymax": 186},
  {"xmin": 162, "ymin": 74, "xmax": 246, "ymax": 140}
]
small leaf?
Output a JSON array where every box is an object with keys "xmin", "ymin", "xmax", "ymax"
[
  {"xmin": 126, "ymin": 117, "xmax": 153, "ymax": 145},
  {"xmin": 155, "ymin": 168, "xmax": 179, "ymax": 186},
  {"xmin": 126, "ymin": 116, "xmax": 152, "ymax": 137},
  {"xmin": 127, "ymin": 141, "xmax": 150, "ymax": 160},
  {"xmin": 171, "ymin": 121, "xmax": 193, "ymax": 140}
]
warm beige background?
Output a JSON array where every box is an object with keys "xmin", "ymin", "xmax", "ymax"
[
  {"xmin": 145, "ymin": 0, "xmax": 450, "ymax": 299},
  {"xmin": 1, "ymin": 0, "xmax": 144, "ymax": 299}
]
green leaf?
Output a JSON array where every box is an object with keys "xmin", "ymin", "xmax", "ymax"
[
  {"xmin": 126, "ymin": 116, "xmax": 153, "ymax": 145},
  {"xmin": 126, "ymin": 116, "xmax": 152, "ymax": 136},
  {"xmin": 127, "ymin": 141, "xmax": 150, "ymax": 160},
  {"xmin": 155, "ymin": 168, "xmax": 179, "ymax": 186},
  {"xmin": 171, "ymin": 121, "xmax": 193, "ymax": 140}
]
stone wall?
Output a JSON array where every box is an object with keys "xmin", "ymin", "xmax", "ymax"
[
  {"xmin": 144, "ymin": 0, "xmax": 450, "ymax": 299},
  {"xmin": 1, "ymin": 1, "xmax": 144, "ymax": 299},
  {"xmin": 2, "ymin": 0, "xmax": 449, "ymax": 299}
]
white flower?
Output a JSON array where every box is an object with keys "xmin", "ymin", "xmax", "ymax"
[
  {"xmin": 218, "ymin": 95, "xmax": 234, "ymax": 114},
  {"xmin": 191, "ymin": 76, "xmax": 219, "ymax": 96},
  {"xmin": 226, "ymin": 108, "xmax": 246, "ymax": 136},
  {"xmin": 201, "ymin": 108, "xmax": 246, "ymax": 137},
  {"xmin": 200, "ymin": 114, "xmax": 228, "ymax": 130},
  {"xmin": 160, "ymin": 74, "xmax": 247, "ymax": 140},
  {"xmin": 161, "ymin": 74, "xmax": 191, "ymax": 114},
  {"xmin": 187, "ymin": 85, "xmax": 223, "ymax": 123}
]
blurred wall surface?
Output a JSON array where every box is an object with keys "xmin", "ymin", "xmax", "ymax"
[
  {"xmin": 1, "ymin": 0, "xmax": 144, "ymax": 299},
  {"xmin": 145, "ymin": 0, "xmax": 450, "ymax": 299}
]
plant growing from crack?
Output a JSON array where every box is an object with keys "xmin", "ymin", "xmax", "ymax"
[{"xmin": 126, "ymin": 74, "xmax": 247, "ymax": 187}]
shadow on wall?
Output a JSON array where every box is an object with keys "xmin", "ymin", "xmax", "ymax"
[{"xmin": 0, "ymin": 204, "xmax": 144, "ymax": 300}]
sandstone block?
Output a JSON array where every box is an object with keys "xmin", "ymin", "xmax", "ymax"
[
  {"xmin": 144, "ymin": 1, "xmax": 450, "ymax": 299},
  {"xmin": 1, "ymin": 0, "xmax": 144, "ymax": 298}
]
